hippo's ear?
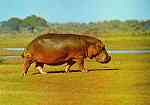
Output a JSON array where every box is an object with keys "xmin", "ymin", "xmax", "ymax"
[{"xmin": 88, "ymin": 45, "xmax": 98, "ymax": 59}]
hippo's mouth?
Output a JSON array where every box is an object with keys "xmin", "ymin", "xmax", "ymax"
[{"xmin": 97, "ymin": 55, "xmax": 111, "ymax": 64}]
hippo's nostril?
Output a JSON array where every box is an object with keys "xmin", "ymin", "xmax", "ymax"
[
  {"xmin": 101, "ymin": 55, "xmax": 111, "ymax": 64},
  {"xmin": 108, "ymin": 55, "xmax": 111, "ymax": 61},
  {"xmin": 106, "ymin": 55, "xmax": 111, "ymax": 62}
]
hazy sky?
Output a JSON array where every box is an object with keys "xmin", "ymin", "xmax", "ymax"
[{"xmin": 0, "ymin": 0, "xmax": 150, "ymax": 22}]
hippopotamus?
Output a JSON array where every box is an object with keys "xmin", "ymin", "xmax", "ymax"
[{"xmin": 21, "ymin": 33, "xmax": 111, "ymax": 75}]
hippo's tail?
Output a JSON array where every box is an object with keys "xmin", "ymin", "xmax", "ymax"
[{"xmin": 21, "ymin": 52, "xmax": 24, "ymax": 58}]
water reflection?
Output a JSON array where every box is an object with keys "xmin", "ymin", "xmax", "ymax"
[
  {"xmin": 108, "ymin": 50, "xmax": 150, "ymax": 54},
  {"xmin": 1, "ymin": 48, "xmax": 24, "ymax": 51},
  {"xmin": 1, "ymin": 48, "xmax": 150, "ymax": 54}
]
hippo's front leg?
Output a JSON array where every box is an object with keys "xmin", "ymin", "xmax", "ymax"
[
  {"xmin": 75, "ymin": 57, "xmax": 88, "ymax": 72},
  {"xmin": 22, "ymin": 60, "xmax": 32, "ymax": 76}
]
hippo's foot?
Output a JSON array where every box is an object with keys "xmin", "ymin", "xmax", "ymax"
[
  {"xmin": 81, "ymin": 68, "xmax": 88, "ymax": 73},
  {"xmin": 22, "ymin": 73, "xmax": 26, "ymax": 76},
  {"xmin": 64, "ymin": 65, "xmax": 70, "ymax": 73},
  {"xmin": 65, "ymin": 70, "xmax": 69, "ymax": 73},
  {"xmin": 80, "ymin": 65, "xmax": 88, "ymax": 72},
  {"xmin": 40, "ymin": 71, "xmax": 47, "ymax": 74},
  {"xmin": 81, "ymin": 70, "xmax": 88, "ymax": 73},
  {"xmin": 36, "ymin": 66, "xmax": 47, "ymax": 74}
]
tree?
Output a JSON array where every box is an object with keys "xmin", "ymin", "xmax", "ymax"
[
  {"xmin": 23, "ymin": 15, "xmax": 48, "ymax": 32},
  {"xmin": 1, "ymin": 17, "xmax": 22, "ymax": 31}
]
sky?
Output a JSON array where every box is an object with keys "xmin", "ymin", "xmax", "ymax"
[{"xmin": 0, "ymin": 0, "xmax": 150, "ymax": 22}]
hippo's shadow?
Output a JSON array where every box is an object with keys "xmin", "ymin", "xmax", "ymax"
[{"xmin": 32, "ymin": 68, "xmax": 119, "ymax": 75}]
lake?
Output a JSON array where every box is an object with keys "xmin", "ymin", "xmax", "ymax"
[
  {"xmin": 0, "ymin": 48, "xmax": 150, "ymax": 63},
  {"xmin": 1, "ymin": 48, "xmax": 150, "ymax": 54}
]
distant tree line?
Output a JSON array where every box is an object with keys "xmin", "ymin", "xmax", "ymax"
[
  {"xmin": 0, "ymin": 15, "xmax": 150, "ymax": 36},
  {"xmin": 0, "ymin": 15, "xmax": 48, "ymax": 33}
]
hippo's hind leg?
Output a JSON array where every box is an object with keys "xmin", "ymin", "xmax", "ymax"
[
  {"xmin": 22, "ymin": 60, "xmax": 32, "ymax": 76},
  {"xmin": 35, "ymin": 62, "xmax": 47, "ymax": 74},
  {"xmin": 64, "ymin": 60, "xmax": 76, "ymax": 73}
]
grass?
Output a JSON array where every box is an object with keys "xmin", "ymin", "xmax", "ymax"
[
  {"xmin": 100, "ymin": 35, "xmax": 150, "ymax": 50},
  {"xmin": 0, "ymin": 32, "xmax": 150, "ymax": 104},
  {"xmin": 0, "ymin": 35, "xmax": 33, "ymax": 48},
  {"xmin": 0, "ymin": 33, "xmax": 150, "ymax": 50},
  {"xmin": 0, "ymin": 54, "xmax": 150, "ymax": 105}
]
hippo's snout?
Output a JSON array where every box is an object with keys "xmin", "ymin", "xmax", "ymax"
[
  {"xmin": 102, "ymin": 55, "xmax": 111, "ymax": 64},
  {"xmin": 96, "ymin": 55, "xmax": 111, "ymax": 64}
]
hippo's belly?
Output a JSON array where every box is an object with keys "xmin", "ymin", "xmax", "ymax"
[{"xmin": 33, "ymin": 48, "xmax": 83, "ymax": 65}]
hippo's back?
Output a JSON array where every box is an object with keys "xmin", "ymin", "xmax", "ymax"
[
  {"xmin": 27, "ymin": 33, "xmax": 83, "ymax": 50},
  {"xmin": 27, "ymin": 33, "xmax": 99, "ymax": 50}
]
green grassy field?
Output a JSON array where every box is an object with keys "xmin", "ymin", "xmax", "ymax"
[
  {"xmin": 0, "ymin": 33, "xmax": 150, "ymax": 57},
  {"xmin": 0, "ymin": 54, "xmax": 150, "ymax": 105},
  {"xmin": 101, "ymin": 35, "xmax": 150, "ymax": 50},
  {"xmin": 0, "ymin": 34, "xmax": 34, "ymax": 48},
  {"xmin": 0, "ymin": 33, "xmax": 150, "ymax": 105},
  {"xmin": 0, "ymin": 33, "xmax": 150, "ymax": 50}
]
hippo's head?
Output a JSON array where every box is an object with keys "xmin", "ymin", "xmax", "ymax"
[{"xmin": 88, "ymin": 40, "xmax": 111, "ymax": 64}]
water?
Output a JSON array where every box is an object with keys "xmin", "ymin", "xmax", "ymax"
[
  {"xmin": 108, "ymin": 50, "xmax": 150, "ymax": 54},
  {"xmin": 0, "ymin": 56, "xmax": 20, "ymax": 60},
  {"xmin": 1, "ymin": 48, "xmax": 150, "ymax": 54},
  {"xmin": 1, "ymin": 48, "xmax": 24, "ymax": 51}
]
